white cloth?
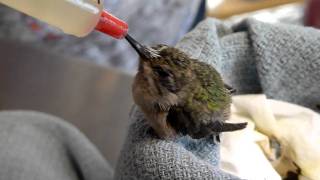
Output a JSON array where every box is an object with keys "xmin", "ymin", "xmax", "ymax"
[{"xmin": 221, "ymin": 94, "xmax": 320, "ymax": 180}]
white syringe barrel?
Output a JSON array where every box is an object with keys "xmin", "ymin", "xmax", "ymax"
[{"xmin": 0, "ymin": 0, "xmax": 128, "ymax": 38}]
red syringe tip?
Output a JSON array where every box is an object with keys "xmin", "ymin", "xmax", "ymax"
[{"xmin": 95, "ymin": 10, "xmax": 128, "ymax": 39}]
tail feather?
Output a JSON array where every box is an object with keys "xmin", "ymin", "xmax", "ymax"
[{"xmin": 210, "ymin": 121, "xmax": 247, "ymax": 132}]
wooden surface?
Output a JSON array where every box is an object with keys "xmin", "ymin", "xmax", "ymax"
[{"xmin": 207, "ymin": 0, "xmax": 304, "ymax": 19}]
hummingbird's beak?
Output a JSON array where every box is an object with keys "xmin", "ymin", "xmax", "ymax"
[
  {"xmin": 125, "ymin": 34, "xmax": 160, "ymax": 59},
  {"xmin": 125, "ymin": 34, "xmax": 148, "ymax": 59}
]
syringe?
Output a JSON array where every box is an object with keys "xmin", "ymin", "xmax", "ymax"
[{"xmin": 0, "ymin": 0, "xmax": 128, "ymax": 39}]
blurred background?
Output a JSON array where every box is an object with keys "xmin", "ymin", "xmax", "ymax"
[{"xmin": 0, "ymin": 0, "xmax": 319, "ymax": 168}]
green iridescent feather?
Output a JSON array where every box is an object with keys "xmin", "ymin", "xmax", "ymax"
[{"xmin": 189, "ymin": 60, "xmax": 230, "ymax": 112}]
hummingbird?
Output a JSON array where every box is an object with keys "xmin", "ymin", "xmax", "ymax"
[{"xmin": 125, "ymin": 35, "xmax": 247, "ymax": 141}]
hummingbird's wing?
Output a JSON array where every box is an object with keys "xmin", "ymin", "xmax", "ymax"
[
  {"xmin": 166, "ymin": 60, "xmax": 246, "ymax": 139},
  {"xmin": 165, "ymin": 60, "xmax": 228, "ymax": 138},
  {"xmin": 167, "ymin": 106, "xmax": 215, "ymax": 138}
]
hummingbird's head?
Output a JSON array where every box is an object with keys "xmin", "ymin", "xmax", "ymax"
[
  {"xmin": 132, "ymin": 45, "xmax": 196, "ymax": 115},
  {"xmin": 132, "ymin": 45, "xmax": 195, "ymax": 138},
  {"xmin": 136, "ymin": 45, "xmax": 193, "ymax": 98}
]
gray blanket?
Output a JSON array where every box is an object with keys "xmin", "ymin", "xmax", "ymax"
[
  {"xmin": 115, "ymin": 18, "xmax": 320, "ymax": 179},
  {"xmin": 0, "ymin": 111, "xmax": 113, "ymax": 180}
]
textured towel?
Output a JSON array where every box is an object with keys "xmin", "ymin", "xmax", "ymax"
[
  {"xmin": 115, "ymin": 18, "xmax": 320, "ymax": 179},
  {"xmin": 177, "ymin": 18, "xmax": 320, "ymax": 111},
  {"xmin": 0, "ymin": 111, "xmax": 113, "ymax": 180}
]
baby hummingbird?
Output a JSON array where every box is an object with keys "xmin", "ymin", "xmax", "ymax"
[{"xmin": 131, "ymin": 44, "xmax": 247, "ymax": 140}]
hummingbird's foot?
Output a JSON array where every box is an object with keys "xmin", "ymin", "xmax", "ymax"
[
  {"xmin": 224, "ymin": 84, "xmax": 236, "ymax": 94},
  {"xmin": 213, "ymin": 135, "xmax": 220, "ymax": 144}
]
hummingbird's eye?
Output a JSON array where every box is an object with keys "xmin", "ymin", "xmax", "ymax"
[{"xmin": 153, "ymin": 66, "xmax": 171, "ymax": 77}]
